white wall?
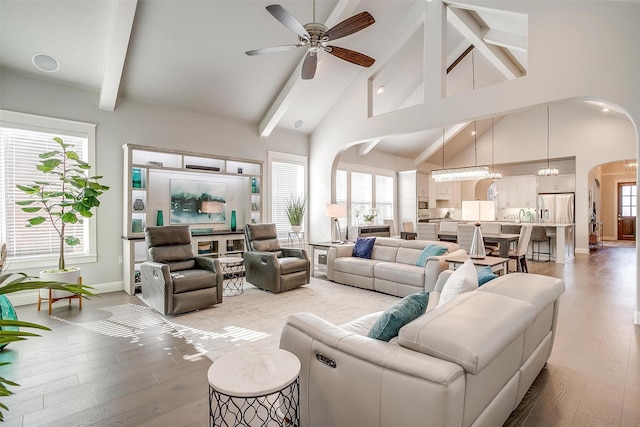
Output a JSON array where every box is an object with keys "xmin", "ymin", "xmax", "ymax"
[
  {"xmin": 308, "ymin": 1, "xmax": 640, "ymax": 324},
  {"xmin": 0, "ymin": 70, "xmax": 309, "ymax": 301}
]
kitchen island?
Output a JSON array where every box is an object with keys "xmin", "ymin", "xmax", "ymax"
[{"xmin": 503, "ymin": 222, "xmax": 575, "ymax": 264}]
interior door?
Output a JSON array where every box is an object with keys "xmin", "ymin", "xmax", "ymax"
[{"xmin": 617, "ymin": 182, "xmax": 636, "ymax": 241}]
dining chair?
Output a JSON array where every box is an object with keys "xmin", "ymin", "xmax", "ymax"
[
  {"xmin": 481, "ymin": 222, "xmax": 502, "ymax": 253},
  {"xmin": 383, "ymin": 219, "xmax": 399, "ymax": 238},
  {"xmin": 401, "ymin": 221, "xmax": 414, "ymax": 232},
  {"xmin": 438, "ymin": 221, "xmax": 458, "ymax": 233},
  {"xmin": 456, "ymin": 223, "xmax": 476, "ymax": 254},
  {"xmin": 416, "ymin": 222, "xmax": 438, "ymax": 241},
  {"xmin": 530, "ymin": 226, "xmax": 552, "ymax": 262},
  {"xmin": 508, "ymin": 225, "xmax": 533, "ymax": 272}
]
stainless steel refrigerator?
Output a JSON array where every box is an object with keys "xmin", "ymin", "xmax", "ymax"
[{"xmin": 537, "ymin": 193, "xmax": 575, "ymax": 224}]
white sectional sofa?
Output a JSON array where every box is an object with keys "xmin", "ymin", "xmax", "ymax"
[
  {"xmin": 280, "ymin": 272, "xmax": 565, "ymax": 427},
  {"xmin": 327, "ymin": 237, "xmax": 466, "ymax": 297}
]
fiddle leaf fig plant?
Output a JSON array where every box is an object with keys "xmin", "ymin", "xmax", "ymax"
[{"xmin": 15, "ymin": 137, "xmax": 109, "ymax": 271}]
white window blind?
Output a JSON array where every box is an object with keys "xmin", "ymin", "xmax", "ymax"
[
  {"xmin": 271, "ymin": 160, "xmax": 305, "ymax": 239},
  {"xmin": 1, "ymin": 127, "xmax": 88, "ymax": 259},
  {"xmin": 376, "ymin": 175, "xmax": 394, "ymax": 220}
]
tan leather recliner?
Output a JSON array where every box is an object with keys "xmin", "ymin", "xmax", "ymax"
[{"xmin": 243, "ymin": 223, "xmax": 310, "ymax": 293}]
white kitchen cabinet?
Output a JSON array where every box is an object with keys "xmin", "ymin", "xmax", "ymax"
[
  {"xmin": 498, "ymin": 176, "xmax": 536, "ymax": 208},
  {"xmin": 398, "ymin": 170, "xmax": 431, "ymax": 223},
  {"xmin": 417, "ymin": 172, "xmax": 430, "ymax": 197},
  {"xmin": 538, "ymin": 174, "xmax": 575, "ymax": 193}
]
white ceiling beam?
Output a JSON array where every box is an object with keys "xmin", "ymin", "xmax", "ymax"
[
  {"xmin": 413, "ymin": 122, "xmax": 467, "ymax": 166},
  {"xmin": 446, "ymin": 40, "xmax": 471, "ymax": 69},
  {"xmin": 446, "ymin": 6, "xmax": 522, "ymax": 80},
  {"xmin": 483, "ymin": 28, "xmax": 527, "ymax": 53},
  {"xmin": 258, "ymin": 0, "xmax": 361, "ymax": 138},
  {"xmin": 359, "ymin": 138, "xmax": 382, "ymax": 156},
  {"xmin": 99, "ymin": 0, "xmax": 138, "ymax": 111}
]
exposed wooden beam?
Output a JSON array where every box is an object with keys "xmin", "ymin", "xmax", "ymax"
[
  {"xmin": 358, "ymin": 138, "xmax": 381, "ymax": 156},
  {"xmin": 483, "ymin": 28, "xmax": 527, "ymax": 53},
  {"xmin": 413, "ymin": 122, "xmax": 467, "ymax": 166},
  {"xmin": 258, "ymin": 0, "xmax": 360, "ymax": 138},
  {"xmin": 99, "ymin": 0, "xmax": 138, "ymax": 111},
  {"xmin": 446, "ymin": 6, "xmax": 522, "ymax": 80}
]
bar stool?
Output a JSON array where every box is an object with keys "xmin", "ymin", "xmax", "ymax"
[{"xmin": 530, "ymin": 226, "xmax": 552, "ymax": 262}]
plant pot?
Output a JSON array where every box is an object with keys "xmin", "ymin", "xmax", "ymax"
[
  {"xmin": 363, "ymin": 221, "xmax": 374, "ymax": 226},
  {"xmin": 291, "ymin": 225, "xmax": 302, "ymax": 232},
  {"xmin": 40, "ymin": 267, "xmax": 81, "ymax": 299}
]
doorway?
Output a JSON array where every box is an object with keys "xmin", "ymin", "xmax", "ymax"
[{"xmin": 617, "ymin": 181, "xmax": 636, "ymax": 241}]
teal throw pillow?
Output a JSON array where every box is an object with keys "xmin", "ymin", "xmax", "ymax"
[
  {"xmin": 477, "ymin": 265, "xmax": 498, "ymax": 286},
  {"xmin": 415, "ymin": 244, "xmax": 448, "ymax": 267},
  {"xmin": 367, "ymin": 292, "xmax": 430, "ymax": 342},
  {"xmin": 353, "ymin": 237, "xmax": 376, "ymax": 259}
]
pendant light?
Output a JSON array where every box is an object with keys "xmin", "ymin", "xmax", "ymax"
[
  {"xmin": 488, "ymin": 117, "xmax": 502, "ymax": 179},
  {"xmin": 432, "ymin": 51, "xmax": 490, "ymax": 183},
  {"xmin": 538, "ymin": 106, "xmax": 558, "ymax": 176}
]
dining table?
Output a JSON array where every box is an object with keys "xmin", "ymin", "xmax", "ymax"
[{"xmin": 437, "ymin": 232, "xmax": 520, "ymax": 258}]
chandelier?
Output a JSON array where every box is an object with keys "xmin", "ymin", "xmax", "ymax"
[{"xmin": 538, "ymin": 105, "xmax": 558, "ymax": 176}]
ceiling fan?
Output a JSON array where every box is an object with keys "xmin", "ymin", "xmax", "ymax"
[{"xmin": 245, "ymin": 3, "xmax": 376, "ymax": 80}]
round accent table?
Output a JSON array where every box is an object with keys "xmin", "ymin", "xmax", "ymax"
[
  {"xmin": 217, "ymin": 256, "xmax": 245, "ymax": 297},
  {"xmin": 208, "ymin": 347, "xmax": 300, "ymax": 427}
]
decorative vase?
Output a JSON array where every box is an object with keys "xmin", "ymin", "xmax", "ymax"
[
  {"xmin": 230, "ymin": 210, "xmax": 237, "ymax": 231},
  {"xmin": 251, "ymin": 178, "xmax": 257, "ymax": 194},
  {"xmin": 363, "ymin": 220, "xmax": 374, "ymax": 226},
  {"xmin": 156, "ymin": 210, "xmax": 164, "ymax": 226},
  {"xmin": 132, "ymin": 168, "xmax": 142, "ymax": 188},
  {"xmin": 132, "ymin": 218, "xmax": 143, "ymax": 233},
  {"xmin": 291, "ymin": 225, "xmax": 302, "ymax": 232},
  {"xmin": 470, "ymin": 222, "xmax": 486, "ymax": 259},
  {"xmin": 133, "ymin": 198, "xmax": 145, "ymax": 211},
  {"xmin": 0, "ymin": 295, "xmax": 18, "ymax": 351}
]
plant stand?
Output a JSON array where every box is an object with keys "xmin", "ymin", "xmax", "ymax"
[{"xmin": 38, "ymin": 270, "xmax": 83, "ymax": 315}]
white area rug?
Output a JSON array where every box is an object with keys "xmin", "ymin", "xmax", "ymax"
[{"xmin": 166, "ymin": 278, "xmax": 399, "ymax": 360}]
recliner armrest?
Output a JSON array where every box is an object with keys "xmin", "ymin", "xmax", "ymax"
[
  {"xmin": 194, "ymin": 256, "xmax": 222, "ymax": 273},
  {"xmin": 281, "ymin": 248, "xmax": 310, "ymax": 261}
]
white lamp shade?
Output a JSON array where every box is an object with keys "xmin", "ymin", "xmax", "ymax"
[
  {"xmin": 326, "ymin": 203, "xmax": 347, "ymax": 218},
  {"xmin": 462, "ymin": 201, "xmax": 496, "ymax": 222}
]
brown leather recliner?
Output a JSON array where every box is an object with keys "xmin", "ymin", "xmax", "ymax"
[
  {"xmin": 243, "ymin": 223, "xmax": 310, "ymax": 293},
  {"xmin": 141, "ymin": 225, "xmax": 223, "ymax": 315}
]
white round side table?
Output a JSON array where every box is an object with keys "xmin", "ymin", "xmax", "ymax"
[{"xmin": 208, "ymin": 347, "xmax": 300, "ymax": 427}]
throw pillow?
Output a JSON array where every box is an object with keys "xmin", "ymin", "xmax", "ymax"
[
  {"xmin": 367, "ymin": 292, "xmax": 430, "ymax": 341},
  {"xmin": 353, "ymin": 237, "xmax": 376, "ymax": 259},
  {"xmin": 477, "ymin": 265, "xmax": 498, "ymax": 286},
  {"xmin": 438, "ymin": 259, "xmax": 478, "ymax": 306},
  {"xmin": 415, "ymin": 244, "xmax": 448, "ymax": 267}
]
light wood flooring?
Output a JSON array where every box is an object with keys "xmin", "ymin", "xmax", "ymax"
[{"xmin": 1, "ymin": 244, "xmax": 638, "ymax": 426}]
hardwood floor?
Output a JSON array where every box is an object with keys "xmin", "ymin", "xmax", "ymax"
[{"xmin": 1, "ymin": 244, "xmax": 638, "ymax": 426}]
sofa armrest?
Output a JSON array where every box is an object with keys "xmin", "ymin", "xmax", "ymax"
[
  {"xmin": 281, "ymin": 248, "xmax": 310, "ymax": 262},
  {"xmin": 281, "ymin": 312, "xmax": 464, "ymax": 384},
  {"xmin": 327, "ymin": 244, "xmax": 354, "ymax": 281}
]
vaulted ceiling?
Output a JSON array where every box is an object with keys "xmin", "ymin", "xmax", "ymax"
[{"xmin": 1, "ymin": 0, "xmax": 542, "ymax": 164}]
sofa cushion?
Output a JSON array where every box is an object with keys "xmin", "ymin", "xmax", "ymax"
[
  {"xmin": 353, "ymin": 237, "xmax": 376, "ymax": 259},
  {"xmin": 367, "ymin": 292, "xmax": 430, "ymax": 341},
  {"xmin": 477, "ymin": 266, "xmax": 498, "ymax": 286},
  {"xmin": 374, "ymin": 262, "xmax": 425, "ymax": 287},
  {"xmin": 415, "ymin": 244, "xmax": 448, "ymax": 267},
  {"xmin": 334, "ymin": 257, "xmax": 380, "ymax": 278},
  {"xmin": 439, "ymin": 259, "xmax": 478, "ymax": 306}
]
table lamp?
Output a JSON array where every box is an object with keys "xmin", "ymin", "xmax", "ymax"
[
  {"xmin": 326, "ymin": 203, "xmax": 347, "ymax": 243},
  {"xmin": 462, "ymin": 201, "xmax": 496, "ymax": 259}
]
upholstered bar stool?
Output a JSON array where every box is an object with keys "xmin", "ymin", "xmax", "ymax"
[{"xmin": 530, "ymin": 226, "xmax": 552, "ymax": 262}]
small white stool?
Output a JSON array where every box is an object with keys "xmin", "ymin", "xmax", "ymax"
[{"xmin": 208, "ymin": 347, "xmax": 300, "ymax": 427}]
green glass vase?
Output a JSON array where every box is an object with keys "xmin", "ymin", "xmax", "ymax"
[
  {"xmin": 230, "ymin": 210, "xmax": 237, "ymax": 231},
  {"xmin": 0, "ymin": 295, "xmax": 19, "ymax": 351}
]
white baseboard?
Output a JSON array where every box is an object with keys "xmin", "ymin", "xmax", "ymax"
[
  {"xmin": 575, "ymin": 248, "xmax": 590, "ymax": 255},
  {"xmin": 7, "ymin": 281, "xmax": 124, "ymax": 307}
]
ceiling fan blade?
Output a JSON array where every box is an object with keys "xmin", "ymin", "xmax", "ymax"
[
  {"xmin": 266, "ymin": 4, "xmax": 310, "ymax": 39},
  {"xmin": 245, "ymin": 44, "xmax": 301, "ymax": 56},
  {"xmin": 301, "ymin": 51, "xmax": 318, "ymax": 80},
  {"xmin": 323, "ymin": 11, "xmax": 375, "ymax": 41},
  {"xmin": 326, "ymin": 46, "xmax": 375, "ymax": 67}
]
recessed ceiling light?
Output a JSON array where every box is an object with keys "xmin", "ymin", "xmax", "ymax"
[
  {"xmin": 32, "ymin": 53, "xmax": 59, "ymax": 72},
  {"xmin": 293, "ymin": 120, "xmax": 303, "ymax": 129},
  {"xmin": 471, "ymin": 131, "xmax": 476, "ymax": 136},
  {"xmin": 602, "ymin": 107, "xmax": 610, "ymax": 113},
  {"xmin": 376, "ymin": 86, "xmax": 385, "ymax": 94}
]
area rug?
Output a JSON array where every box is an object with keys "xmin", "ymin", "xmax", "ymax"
[{"xmin": 166, "ymin": 278, "xmax": 398, "ymax": 360}]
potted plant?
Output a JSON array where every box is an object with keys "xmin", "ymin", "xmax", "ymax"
[
  {"xmin": 15, "ymin": 137, "xmax": 109, "ymax": 286},
  {"xmin": 286, "ymin": 194, "xmax": 306, "ymax": 232},
  {"xmin": 362, "ymin": 208, "xmax": 378, "ymax": 225},
  {"xmin": 0, "ymin": 243, "xmax": 93, "ymax": 420}
]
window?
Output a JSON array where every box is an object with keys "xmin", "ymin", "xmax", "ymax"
[
  {"xmin": 0, "ymin": 110, "xmax": 97, "ymax": 269},
  {"xmin": 621, "ymin": 184, "xmax": 637, "ymax": 217},
  {"xmin": 268, "ymin": 152, "xmax": 307, "ymax": 240},
  {"xmin": 336, "ymin": 163, "xmax": 396, "ymax": 228}
]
